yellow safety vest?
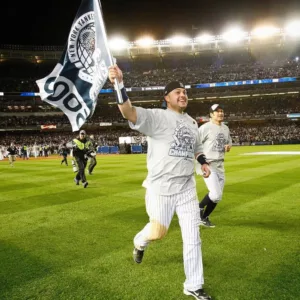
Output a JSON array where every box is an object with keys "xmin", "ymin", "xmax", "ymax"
[{"xmin": 73, "ymin": 139, "xmax": 88, "ymax": 150}]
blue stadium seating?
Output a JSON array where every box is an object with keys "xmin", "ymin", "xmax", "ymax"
[{"xmin": 131, "ymin": 145, "xmax": 142, "ymax": 153}]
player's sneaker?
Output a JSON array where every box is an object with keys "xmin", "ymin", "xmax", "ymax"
[
  {"xmin": 184, "ymin": 288, "xmax": 212, "ymax": 300},
  {"xmin": 200, "ymin": 217, "xmax": 215, "ymax": 228},
  {"xmin": 83, "ymin": 182, "xmax": 88, "ymax": 188},
  {"xmin": 133, "ymin": 247, "xmax": 144, "ymax": 264},
  {"xmin": 74, "ymin": 178, "xmax": 79, "ymax": 185}
]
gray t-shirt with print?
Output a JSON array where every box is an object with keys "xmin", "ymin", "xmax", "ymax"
[
  {"xmin": 129, "ymin": 107, "xmax": 203, "ymax": 195},
  {"xmin": 198, "ymin": 120, "xmax": 232, "ymax": 172}
]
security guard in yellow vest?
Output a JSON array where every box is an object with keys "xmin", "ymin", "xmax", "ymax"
[{"xmin": 72, "ymin": 130, "xmax": 90, "ymax": 188}]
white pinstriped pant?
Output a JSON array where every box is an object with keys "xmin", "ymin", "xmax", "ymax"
[
  {"xmin": 203, "ymin": 171, "xmax": 225, "ymax": 203},
  {"xmin": 134, "ymin": 188, "xmax": 204, "ymax": 291}
]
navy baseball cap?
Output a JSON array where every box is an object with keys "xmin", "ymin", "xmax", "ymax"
[
  {"xmin": 210, "ymin": 104, "xmax": 224, "ymax": 113},
  {"xmin": 164, "ymin": 81, "xmax": 185, "ymax": 96}
]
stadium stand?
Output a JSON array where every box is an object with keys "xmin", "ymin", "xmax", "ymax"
[{"xmin": 1, "ymin": 35, "xmax": 300, "ymax": 151}]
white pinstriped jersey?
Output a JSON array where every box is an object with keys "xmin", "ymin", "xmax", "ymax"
[{"xmin": 129, "ymin": 107, "xmax": 203, "ymax": 195}]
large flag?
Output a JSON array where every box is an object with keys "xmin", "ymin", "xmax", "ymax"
[{"xmin": 36, "ymin": 0, "xmax": 113, "ymax": 132}]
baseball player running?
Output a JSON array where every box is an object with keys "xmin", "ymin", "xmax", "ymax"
[
  {"xmin": 197, "ymin": 104, "xmax": 232, "ymax": 228},
  {"xmin": 109, "ymin": 65, "xmax": 212, "ymax": 300},
  {"xmin": 60, "ymin": 143, "xmax": 69, "ymax": 166}
]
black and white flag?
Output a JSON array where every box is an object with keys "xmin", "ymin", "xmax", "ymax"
[{"xmin": 36, "ymin": 0, "xmax": 113, "ymax": 131}]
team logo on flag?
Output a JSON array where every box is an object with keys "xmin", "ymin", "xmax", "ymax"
[
  {"xmin": 36, "ymin": 0, "xmax": 112, "ymax": 132},
  {"xmin": 68, "ymin": 12, "xmax": 108, "ymax": 102}
]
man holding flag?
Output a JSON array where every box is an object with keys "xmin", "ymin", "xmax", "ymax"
[{"xmin": 108, "ymin": 65, "xmax": 212, "ymax": 300}]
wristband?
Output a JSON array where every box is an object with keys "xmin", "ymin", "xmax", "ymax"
[
  {"xmin": 196, "ymin": 154, "xmax": 208, "ymax": 165},
  {"xmin": 115, "ymin": 81, "xmax": 129, "ymax": 104}
]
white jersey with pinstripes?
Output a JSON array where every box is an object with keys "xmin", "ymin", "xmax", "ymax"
[{"xmin": 129, "ymin": 107, "xmax": 203, "ymax": 195}]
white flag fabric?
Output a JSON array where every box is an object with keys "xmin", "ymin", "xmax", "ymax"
[{"xmin": 36, "ymin": 0, "xmax": 112, "ymax": 132}]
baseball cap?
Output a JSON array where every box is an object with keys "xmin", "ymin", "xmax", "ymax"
[
  {"xmin": 210, "ymin": 104, "xmax": 224, "ymax": 113},
  {"xmin": 79, "ymin": 130, "xmax": 86, "ymax": 135},
  {"xmin": 164, "ymin": 81, "xmax": 185, "ymax": 96}
]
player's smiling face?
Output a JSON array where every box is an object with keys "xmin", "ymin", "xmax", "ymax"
[
  {"xmin": 165, "ymin": 88, "xmax": 188, "ymax": 113},
  {"xmin": 211, "ymin": 109, "xmax": 224, "ymax": 124}
]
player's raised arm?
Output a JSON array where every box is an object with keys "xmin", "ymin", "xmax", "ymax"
[{"xmin": 108, "ymin": 65, "xmax": 137, "ymax": 124}]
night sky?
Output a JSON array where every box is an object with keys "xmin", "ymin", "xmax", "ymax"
[{"xmin": 1, "ymin": 0, "xmax": 300, "ymax": 45}]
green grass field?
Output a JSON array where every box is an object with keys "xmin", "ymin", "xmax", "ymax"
[{"xmin": 1, "ymin": 145, "xmax": 300, "ymax": 300}]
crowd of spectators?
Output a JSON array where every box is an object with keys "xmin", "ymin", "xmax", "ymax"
[
  {"xmin": 1, "ymin": 94, "xmax": 300, "ymax": 127},
  {"xmin": 1, "ymin": 121, "xmax": 299, "ymax": 150},
  {"xmin": 0, "ymin": 112, "xmax": 126, "ymax": 127},
  {"xmin": 0, "ymin": 129, "xmax": 143, "ymax": 149},
  {"xmin": 116, "ymin": 61, "xmax": 300, "ymax": 88},
  {"xmin": 1, "ymin": 53, "xmax": 300, "ymax": 147},
  {"xmin": 0, "ymin": 58, "xmax": 300, "ymax": 92},
  {"xmin": 230, "ymin": 122, "xmax": 300, "ymax": 144},
  {"xmin": 186, "ymin": 96, "xmax": 300, "ymax": 117}
]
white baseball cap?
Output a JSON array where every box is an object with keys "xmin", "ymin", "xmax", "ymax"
[{"xmin": 210, "ymin": 104, "xmax": 223, "ymax": 112}]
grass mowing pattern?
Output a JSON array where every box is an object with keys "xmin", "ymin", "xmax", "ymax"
[{"xmin": 0, "ymin": 145, "xmax": 300, "ymax": 300}]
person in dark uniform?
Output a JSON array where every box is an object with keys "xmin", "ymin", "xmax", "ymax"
[
  {"xmin": 72, "ymin": 130, "xmax": 90, "ymax": 188},
  {"xmin": 60, "ymin": 143, "xmax": 69, "ymax": 166},
  {"xmin": 87, "ymin": 134, "xmax": 98, "ymax": 175},
  {"xmin": 7, "ymin": 142, "xmax": 18, "ymax": 167}
]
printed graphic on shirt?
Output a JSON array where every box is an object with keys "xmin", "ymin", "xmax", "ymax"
[
  {"xmin": 169, "ymin": 121, "xmax": 195, "ymax": 159},
  {"xmin": 212, "ymin": 133, "xmax": 226, "ymax": 152}
]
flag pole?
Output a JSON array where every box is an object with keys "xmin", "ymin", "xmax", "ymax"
[{"xmin": 95, "ymin": 0, "xmax": 123, "ymax": 104}]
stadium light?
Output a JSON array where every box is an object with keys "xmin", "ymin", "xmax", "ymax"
[
  {"xmin": 251, "ymin": 26, "xmax": 280, "ymax": 38},
  {"xmin": 285, "ymin": 21, "xmax": 300, "ymax": 37},
  {"xmin": 169, "ymin": 35, "xmax": 191, "ymax": 46},
  {"xmin": 108, "ymin": 37, "xmax": 129, "ymax": 50},
  {"xmin": 136, "ymin": 36, "xmax": 155, "ymax": 47},
  {"xmin": 195, "ymin": 33, "xmax": 215, "ymax": 44},
  {"xmin": 221, "ymin": 28, "xmax": 248, "ymax": 43}
]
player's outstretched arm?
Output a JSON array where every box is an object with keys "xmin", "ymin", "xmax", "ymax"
[{"xmin": 108, "ymin": 65, "xmax": 137, "ymax": 125}]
